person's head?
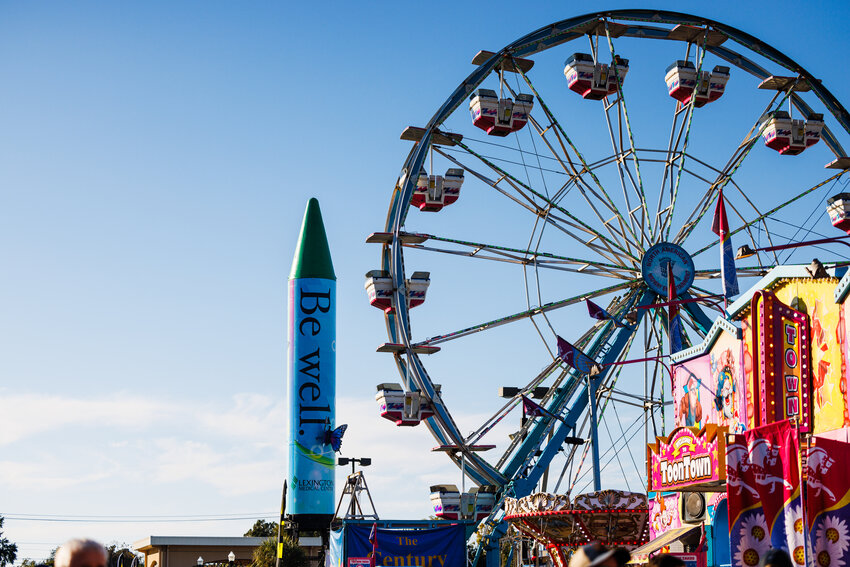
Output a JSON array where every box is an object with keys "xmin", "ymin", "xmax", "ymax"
[
  {"xmin": 648, "ymin": 553, "xmax": 686, "ymax": 567},
  {"xmin": 763, "ymin": 548, "xmax": 793, "ymax": 567},
  {"xmin": 54, "ymin": 539, "xmax": 107, "ymax": 567},
  {"xmin": 569, "ymin": 543, "xmax": 618, "ymax": 567}
]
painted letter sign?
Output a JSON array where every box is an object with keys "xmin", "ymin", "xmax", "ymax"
[
  {"xmin": 751, "ymin": 290, "xmax": 812, "ymax": 432},
  {"xmin": 647, "ymin": 425, "xmax": 727, "ymax": 492}
]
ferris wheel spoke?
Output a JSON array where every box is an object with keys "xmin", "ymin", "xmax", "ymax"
[
  {"xmin": 501, "ymin": 288, "xmax": 654, "ymax": 488},
  {"xmin": 436, "ymin": 147, "xmax": 555, "ymax": 216},
  {"xmin": 403, "ymin": 233, "xmax": 637, "ymax": 279},
  {"xmin": 675, "ymin": 88, "xmax": 798, "ymax": 245},
  {"xmin": 512, "ymin": 61, "xmax": 646, "ymax": 252},
  {"xmin": 500, "ymin": 81, "xmax": 644, "ymax": 256},
  {"xmin": 659, "ymin": 34, "xmax": 713, "ymax": 242},
  {"xmin": 464, "ymin": 360, "xmax": 564, "ymax": 447},
  {"xmin": 602, "ymin": 23, "xmax": 651, "ymax": 240},
  {"xmin": 690, "ymin": 170, "xmax": 847, "ymax": 259},
  {"xmin": 653, "ymin": 103, "xmax": 689, "ymax": 241},
  {"xmin": 449, "ymin": 140, "xmax": 641, "ymax": 264},
  {"xmin": 412, "ymin": 280, "xmax": 634, "ymax": 347}
]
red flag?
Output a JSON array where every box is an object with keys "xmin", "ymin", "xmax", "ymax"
[
  {"xmin": 369, "ymin": 522, "xmax": 378, "ymax": 567},
  {"xmin": 807, "ymin": 437, "xmax": 850, "ymax": 567},
  {"xmin": 667, "ymin": 264, "xmax": 682, "ymax": 352},
  {"xmin": 727, "ymin": 420, "xmax": 802, "ymax": 567},
  {"xmin": 712, "ymin": 188, "xmax": 729, "ymax": 238},
  {"xmin": 711, "ymin": 188, "xmax": 740, "ymax": 297}
]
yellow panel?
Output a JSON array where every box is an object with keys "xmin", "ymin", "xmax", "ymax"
[{"xmin": 775, "ymin": 280, "xmax": 847, "ymax": 433}]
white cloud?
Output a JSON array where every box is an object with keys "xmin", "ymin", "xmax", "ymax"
[
  {"xmin": 0, "ymin": 459, "xmax": 115, "ymax": 491},
  {"xmin": 0, "ymin": 392, "xmax": 167, "ymax": 445}
]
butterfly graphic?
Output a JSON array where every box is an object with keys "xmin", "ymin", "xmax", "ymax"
[{"xmin": 324, "ymin": 423, "xmax": 348, "ymax": 452}]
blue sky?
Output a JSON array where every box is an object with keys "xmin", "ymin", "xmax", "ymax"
[{"xmin": 3, "ymin": 1, "xmax": 850, "ymax": 562}]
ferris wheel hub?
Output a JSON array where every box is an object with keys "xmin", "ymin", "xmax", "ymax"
[{"xmin": 641, "ymin": 242, "xmax": 695, "ymax": 296}]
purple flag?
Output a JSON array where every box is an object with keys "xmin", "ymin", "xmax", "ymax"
[
  {"xmin": 586, "ymin": 299, "xmax": 628, "ymax": 327},
  {"xmin": 521, "ymin": 395, "xmax": 547, "ymax": 418},
  {"xmin": 556, "ymin": 336, "xmax": 601, "ymax": 375},
  {"xmin": 521, "ymin": 394, "xmax": 566, "ymax": 425}
]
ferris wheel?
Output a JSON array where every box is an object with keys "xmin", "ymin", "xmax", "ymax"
[{"xmin": 366, "ymin": 7, "xmax": 850, "ymax": 542}]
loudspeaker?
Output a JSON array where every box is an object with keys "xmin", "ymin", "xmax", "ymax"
[{"xmin": 680, "ymin": 492, "xmax": 707, "ymax": 523}]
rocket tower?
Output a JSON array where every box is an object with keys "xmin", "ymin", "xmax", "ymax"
[{"xmin": 287, "ymin": 198, "xmax": 336, "ymax": 530}]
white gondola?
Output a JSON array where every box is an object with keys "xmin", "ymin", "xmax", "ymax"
[
  {"xmin": 364, "ymin": 270, "xmax": 393, "ymax": 312},
  {"xmin": 430, "ymin": 484, "xmax": 497, "ymax": 520},
  {"xmin": 469, "ymin": 89, "xmax": 534, "ymax": 137},
  {"xmin": 375, "ymin": 383, "xmax": 439, "ymax": 426},
  {"xmin": 564, "ymin": 53, "xmax": 629, "ymax": 100},
  {"xmin": 760, "ymin": 110, "xmax": 824, "ymax": 155},
  {"xmin": 471, "ymin": 485, "xmax": 497, "ymax": 520},
  {"xmin": 406, "ymin": 271, "xmax": 430, "ymax": 309},
  {"xmin": 430, "ymin": 484, "xmax": 461, "ymax": 520},
  {"xmin": 411, "ymin": 168, "xmax": 464, "ymax": 212},
  {"xmin": 665, "ymin": 61, "xmax": 730, "ymax": 107},
  {"xmin": 364, "ymin": 270, "xmax": 431, "ymax": 312},
  {"xmin": 827, "ymin": 193, "xmax": 850, "ymax": 233}
]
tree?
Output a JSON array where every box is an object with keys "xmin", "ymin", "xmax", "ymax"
[
  {"xmin": 243, "ymin": 520, "xmax": 279, "ymax": 538},
  {"xmin": 249, "ymin": 537, "xmax": 306, "ymax": 567},
  {"xmin": 0, "ymin": 517, "xmax": 18, "ymax": 567},
  {"xmin": 18, "ymin": 545, "xmax": 57, "ymax": 567},
  {"xmin": 105, "ymin": 543, "xmax": 141, "ymax": 567}
]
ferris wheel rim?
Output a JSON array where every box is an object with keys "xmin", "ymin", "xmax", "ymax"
[{"xmin": 376, "ymin": 10, "xmax": 850, "ymax": 497}]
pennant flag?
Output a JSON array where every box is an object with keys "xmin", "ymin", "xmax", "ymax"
[
  {"xmin": 586, "ymin": 299, "xmax": 628, "ymax": 328},
  {"xmin": 556, "ymin": 335, "xmax": 601, "ymax": 375},
  {"xmin": 807, "ymin": 437, "xmax": 850, "ymax": 567},
  {"xmin": 521, "ymin": 394, "xmax": 548, "ymax": 418},
  {"xmin": 369, "ymin": 522, "xmax": 378, "ymax": 567},
  {"xmin": 727, "ymin": 420, "xmax": 803, "ymax": 567},
  {"xmin": 712, "ymin": 188, "xmax": 740, "ymax": 298},
  {"xmin": 667, "ymin": 264, "xmax": 683, "ymax": 353}
]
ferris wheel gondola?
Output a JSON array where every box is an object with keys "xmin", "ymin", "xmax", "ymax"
[{"xmin": 368, "ymin": 10, "xmax": 850, "ymax": 564}]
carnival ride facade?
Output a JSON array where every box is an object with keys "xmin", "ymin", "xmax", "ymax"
[{"xmin": 365, "ymin": 10, "xmax": 850, "ymax": 567}]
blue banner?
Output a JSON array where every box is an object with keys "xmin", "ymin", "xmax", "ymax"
[
  {"xmin": 346, "ymin": 525, "xmax": 466, "ymax": 567},
  {"xmin": 287, "ymin": 277, "xmax": 336, "ymax": 516}
]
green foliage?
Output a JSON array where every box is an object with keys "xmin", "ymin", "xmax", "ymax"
[
  {"xmin": 19, "ymin": 545, "xmax": 57, "ymax": 567},
  {"xmin": 105, "ymin": 543, "xmax": 141, "ymax": 567},
  {"xmin": 0, "ymin": 517, "xmax": 18, "ymax": 567},
  {"xmin": 244, "ymin": 520, "xmax": 279, "ymax": 538},
  {"xmin": 250, "ymin": 537, "xmax": 306, "ymax": 567}
]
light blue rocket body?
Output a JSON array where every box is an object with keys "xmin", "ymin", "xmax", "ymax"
[{"xmin": 287, "ymin": 198, "xmax": 336, "ymax": 520}]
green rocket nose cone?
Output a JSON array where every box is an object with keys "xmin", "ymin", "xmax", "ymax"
[{"xmin": 290, "ymin": 198, "xmax": 336, "ymax": 280}]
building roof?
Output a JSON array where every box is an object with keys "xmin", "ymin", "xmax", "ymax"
[{"xmin": 133, "ymin": 537, "xmax": 267, "ymax": 552}]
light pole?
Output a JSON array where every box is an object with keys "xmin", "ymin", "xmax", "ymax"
[
  {"xmin": 196, "ymin": 557, "xmax": 203, "ymax": 567},
  {"xmin": 227, "ymin": 552, "xmax": 235, "ymax": 567},
  {"xmin": 736, "ymin": 235, "xmax": 850, "ymax": 260},
  {"xmin": 337, "ymin": 456, "xmax": 371, "ymax": 476},
  {"xmin": 338, "ymin": 457, "xmax": 371, "ymax": 517}
]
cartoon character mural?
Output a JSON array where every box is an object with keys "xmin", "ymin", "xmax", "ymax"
[
  {"xmin": 649, "ymin": 493, "xmax": 681, "ymax": 539},
  {"xmin": 673, "ymin": 326, "xmax": 745, "ymax": 432},
  {"xmin": 712, "ymin": 345, "xmax": 742, "ymax": 429},
  {"xmin": 679, "ymin": 370, "xmax": 704, "ymax": 427}
]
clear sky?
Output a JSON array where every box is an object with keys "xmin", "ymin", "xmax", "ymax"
[{"xmin": 3, "ymin": 1, "xmax": 850, "ymax": 563}]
